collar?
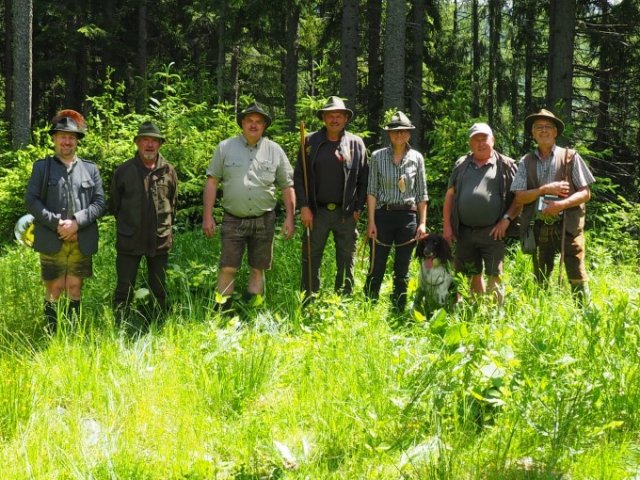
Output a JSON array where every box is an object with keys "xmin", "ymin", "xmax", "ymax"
[
  {"xmin": 240, "ymin": 134, "xmax": 264, "ymax": 148},
  {"xmin": 470, "ymin": 150, "xmax": 497, "ymax": 167},
  {"xmin": 535, "ymin": 144, "xmax": 557, "ymax": 161}
]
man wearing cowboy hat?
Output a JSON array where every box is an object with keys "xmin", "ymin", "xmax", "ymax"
[
  {"xmin": 25, "ymin": 109, "xmax": 105, "ymax": 332},
  {"xmin": 203, "ymin": 102, "xmax": 295, "ymax": 310},
  {"xmin": 511, "ymin": 109, "xmax": 595, "ymax": 303},
  {"xmin": 443, "ymin": 122, "xmax": 521, "ymax": 303},
  {"xmin": 364, "ymin": 111, "xmax": 428, "ymax": 313},
  {"xmin": 110, "ymin": 121, "xmax": 178, "ymax": 323},
  {"xmin": 293, "ymin": 96, "xmax": 368, "ymax": 299}
]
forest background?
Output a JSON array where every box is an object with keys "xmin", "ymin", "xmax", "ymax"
[{"xmin": 0, "ymin": 0, "xmax": 640, "ymax": 478}]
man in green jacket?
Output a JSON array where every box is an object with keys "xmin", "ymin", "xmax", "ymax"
[{"xmin": 110, "ymin": 121, "xmax": 178, "ymax": 322}]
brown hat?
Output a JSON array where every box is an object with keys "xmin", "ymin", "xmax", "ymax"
[
  {"xmin": 524, "ymin": 109, "xmax": 565, "ymax": 136},
  {"xmin": 316, "ymin": 96, "xmax": 354, "ymax": 121},
  {"xmin": 49, "ymin": 109, "xmax": 87, "ymax": 139},
  {"xmin": 237, "ymin": 102, "xmax": 272, "ymax": 128}
]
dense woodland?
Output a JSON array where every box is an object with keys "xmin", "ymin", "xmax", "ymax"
[{"xmin": 1, "ymin": 0, "xmax": 639, "ymax": 244}]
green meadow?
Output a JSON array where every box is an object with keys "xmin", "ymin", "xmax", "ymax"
[{"xmin": 0, "ymin": 221, "xmax": 638, "ymax": 479}]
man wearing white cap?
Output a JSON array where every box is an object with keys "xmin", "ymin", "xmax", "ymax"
[{"xmin": 443, "ymin": 122, "xmax": 520, "ymax": 302}]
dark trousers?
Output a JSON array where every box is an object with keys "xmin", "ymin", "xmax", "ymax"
[
  {"xmin": 301, "ymin": 207, "xmax": 358, "ymax": 295},
  {"xmin": 114, "ymin": 252, "xmax": 169, "ymax": 311},
  {"xmin": 364, "ymin": 210, "xmax": 417, "ymax": 309}
]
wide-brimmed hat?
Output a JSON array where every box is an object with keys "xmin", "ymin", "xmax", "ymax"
[
  {"xmin": 468, "ymin": 122, "xmax": 493, "ymax": 138},
  {"xmin": 316, "ymin": 96, "xmax": 354, "ymax": 121},
  {"xmin": 524, "ymin": 109, "xmax": 565, "ymax": 135},
  {"xmin": 383, "ymin": 111, "xmax": 415, "ymax": 131},
  {"xmin": 49, "ymin": 109, "xmax": 87, "ymax": 139},
  {"xmin": 134, "ymin": 121, "xmax": 165, "ymax": 142},
  {"xmin": 237, "ymin": 102, "xmax": 272, "ymax": 128}
]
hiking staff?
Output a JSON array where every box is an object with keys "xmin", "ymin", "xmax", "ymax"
[
  {"xmin": 558, "ymin": 148, "xmax": 571, "ymax": 285},
  {"xmin": 299, "ymin": 121, "xmax": 313, "ymax": 294}
]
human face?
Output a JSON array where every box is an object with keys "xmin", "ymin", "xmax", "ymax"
[
  {"xmin": 136, "ymin": 136, "xmax": 162, "ymax": 164},
  {"xmin": 531, "ymin": 120, "xmax": 558, "ymax": 149},
  {"xmin": 388, "ymin": 129, "xmax": 411, "ymax": 148},
  {"xmin": 241, "ymin": 113, "xmax": 267, "ymax": 145},
  {"xmin": 52, "ymin": 131, "xmax": 79, "ymax": 162},
  {"xmin": 322, "ymin": 111, "xmax": 349, "ymax": 139},
  {"xmin": 469, "ymin": 133, "xmax": 495, "ymax": 162}
]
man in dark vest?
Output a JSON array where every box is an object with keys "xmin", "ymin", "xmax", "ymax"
[
  {"xmin": 443, "ymin": 122, "xmax": 520, "ymax": 303},
  {"xmin": 511, "ymin": 109, "xmax": 595, "ymax": 303},
  {"xmin": 110, "ymin": 121, "xmax": 178, "ymax": 323}
]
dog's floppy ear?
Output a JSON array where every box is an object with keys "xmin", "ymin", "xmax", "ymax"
[{"xmin": 415, "ymin": 238, "xmax": 426, "ymax": 259}]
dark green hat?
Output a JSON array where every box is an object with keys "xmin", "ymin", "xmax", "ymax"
[
  {"xmin": 49, "ymin": 109, "xmax": 87, "ymax": 139},
  {"xmin": 134, "ymin": 121, "xmax": 165, "ymax": 142},
  {"xmin": 383, "ymin": 111, "xmax": 415, "ymax": 130},
  {"xmin": 237, "ymin": 102, "xmax": 272, "ymax": 128},
  {"xmin": 316, "ymin": 96, "xmax": 354, "ymax": 121},
  {"xmin": 524, "ymin": 109, "xmax": 565, "ymax": 136}
]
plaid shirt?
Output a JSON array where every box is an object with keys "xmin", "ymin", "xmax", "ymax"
[{"xmin": 511, "ymin": 145, "xmax": 595, "ymax": 192}]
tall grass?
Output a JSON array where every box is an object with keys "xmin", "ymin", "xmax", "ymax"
[{"xmin": 0, "ymin": 224, "xmax": 638, "ymax": 478}]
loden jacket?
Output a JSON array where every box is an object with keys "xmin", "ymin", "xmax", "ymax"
[
  {"xmin": 110, "ymin": 154, "xmax": 178, "ymax": 256},
  {"xmin": 25, "ymin": 155, "xmax": 105, "ymax": 255}
]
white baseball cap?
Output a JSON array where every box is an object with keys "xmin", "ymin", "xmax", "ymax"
[{"xmin": 468, "ymin": 122, "xmax": 493, "ymax": 138}]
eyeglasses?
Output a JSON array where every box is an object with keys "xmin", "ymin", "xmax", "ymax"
[{"xmin": 533, "ymin": 124, "xmax": 556, "ymax": 132}]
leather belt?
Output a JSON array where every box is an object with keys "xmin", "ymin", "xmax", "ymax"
[
  {"xmin": 380, "ymin": 204, "xmax": 416, "ymax": 212},
  {"xmin": 319, "ymin": 203, "xmax": 341, "ymax": 211}
]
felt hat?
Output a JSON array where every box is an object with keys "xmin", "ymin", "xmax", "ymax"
[
  {"xmin": 134, "ymin": 121, "xmax": 165, "ymax": 142},
  {"xmin": 316, "ymin": 96, "xmax": 354, "ymax": 121},
  {"xmin": 237, "ymin": 102, "xmax": 272, "ymax": 128},
  {"xmin": 524, "ymin": 108, "xmax": 565, "ymax": 135},
  {"xmin": 383, "ymin": 111, "xmax": 415, "ymax": 130},
  {"xmin": 49, "ymin": 109, "xmax": 87, "ymax": 139},
  {"xmin": 468, "ymin": 122, "xmax": 493, "ymax": 138}
]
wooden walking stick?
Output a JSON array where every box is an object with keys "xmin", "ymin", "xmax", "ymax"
[
  {"xmin": 558, "ymin": 148, "xmax": 571, "ymax": 285},
  {"xmin": 300, "ymin": 121, "xmax": 314, "ymax": 294}
]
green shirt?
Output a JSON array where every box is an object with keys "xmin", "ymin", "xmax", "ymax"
[{"xmin": 206, "ymin": 135, "xmax": 293, "ymax": 218}]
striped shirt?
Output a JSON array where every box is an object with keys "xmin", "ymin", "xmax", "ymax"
[
  {"xmin": 367, "ymin": 146, "xmax": 428, "ymax": 206},
  {"xmin": 510, "ymin": 145, "xmax": 595, "ymax": 192}
]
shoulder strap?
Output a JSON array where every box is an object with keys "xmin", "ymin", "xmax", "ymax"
[{"xmin": 524, "ymin": 152, "xmax": 538, "ymax": 189}]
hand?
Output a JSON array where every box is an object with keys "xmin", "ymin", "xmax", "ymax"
[
  {"xmin": 490, "ymin": 218, "xmax": 509, "ymax": 240},
  {"xmin": 300, "ymin": 207, "xmax": 314, "ymax": 230},
  {"xmin": 415, "ymin": 223, "xmax": 428, "ymax": 241},
  {"xmin": 281, "ymin": 216, "xmax": 295, "ymax": 240},
  {"xmin": 367, "ymin": 223, "xmax": 377, "ymax": 239},
  {"xmin": 541, "ymin": 199, "xmax": 564, "ymax": 217},
  {"xmin": 353, "ymin": 211, "xmax": 361, "ymax": 223},
  {"xmin": 544, "ymin": 181, "xmax": 570, "ymax": 198},
  {"xmin": 57, "ymin": 219, "xmax": 78, "ymax": 240},
  {"xmin": 202, "ymin": 215, "xmax": 216, "ymax": 237}
]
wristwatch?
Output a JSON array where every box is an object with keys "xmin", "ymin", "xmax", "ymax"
[{"xmin": 503, "ymin": 213, "xmax": 512, "ymax": 222}]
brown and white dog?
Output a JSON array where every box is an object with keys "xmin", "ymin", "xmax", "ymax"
[{"xmin": 414, "ymin": 233, "xmax": 454, "ymax": 315}]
